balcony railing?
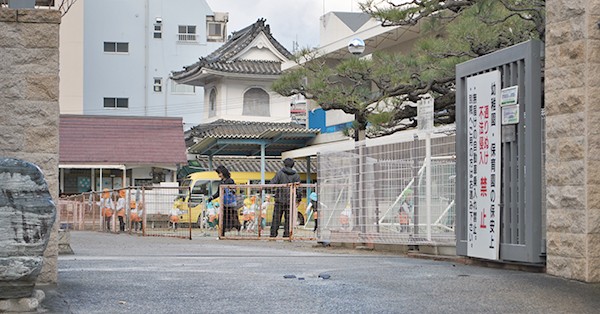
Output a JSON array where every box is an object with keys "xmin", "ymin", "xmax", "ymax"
[{"xmin": 177, "ymin": 33, "xmax": 197, "ymax": 42}]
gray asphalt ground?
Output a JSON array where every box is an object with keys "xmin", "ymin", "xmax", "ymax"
[{"xmin": 38, "ymin": 231, "xmax": 600, "ymax": 314}]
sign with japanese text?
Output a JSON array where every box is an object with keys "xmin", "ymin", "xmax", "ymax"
[
  {"xmin": 418, "ymin": 96, "xmax": 434, "ymax": 130},
  {"xmin": 466, "ymin": 71, "xmax": 502, "ymax": 260}
]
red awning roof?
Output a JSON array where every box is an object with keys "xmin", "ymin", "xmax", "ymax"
[{"xmin": 59, "ymin": 115, "xmax": 187, "ymax": 166}]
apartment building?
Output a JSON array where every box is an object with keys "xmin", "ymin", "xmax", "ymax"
[{"xmin": 59, "ymin": 0, "xmax": 228, "ymax": 127}]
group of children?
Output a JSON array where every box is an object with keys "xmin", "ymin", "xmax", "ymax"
[
  {"xmin": 198, "ymin": 194, "xmax": 273, "ymax": 233},
  {"xmin": 240, "ymin": 195, "xmax": 269, "ymax": 233},
  {"xmin": 98, "ymin": 189, "xmax": 143, "ymax": 232}
]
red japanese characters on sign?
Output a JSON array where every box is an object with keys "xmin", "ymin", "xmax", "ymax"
[{"xmin": 466, "ymin": 70, "xmax": 502, "ymax": 261}]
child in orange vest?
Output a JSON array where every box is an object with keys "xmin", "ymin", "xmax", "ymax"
[
  {"xmin": 169, "ymin": 207, "xmax": 181, "ymax": 230},
  {"xmin": 116, "ymin": 189, "xmax": 127, "ymax": 232},
  {"xmin": 98, "ymin": 189, "xmax": 114, "ymax": 231},
  {"xmin": 130, "ymin": 198, "xmax": 141, "ymax": 232}
]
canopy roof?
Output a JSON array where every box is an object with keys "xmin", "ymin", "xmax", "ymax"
[{"xmin": 186, "ymin": 119, "xmax": 319, "ymax": 157}]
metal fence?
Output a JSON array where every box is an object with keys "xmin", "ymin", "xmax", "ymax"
[
  {"xmin": 216, "ymin": 183, "xmax": 318, "ymax": 240},
  {"xmin": 58, "ymin": 187, "xmax": 197, "ymax": 239},
  {"xmin": 58, "ymin": 184, "xmax": 319, "ymax": 241},
  {"xmin": 316, "ymin": 133, "xmax": 456, "ymax": 245}
]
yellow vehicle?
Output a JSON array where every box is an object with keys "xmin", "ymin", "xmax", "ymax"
[{"xmin": 174, "ymin": 171, "xmax": 311, "ymax": 227}]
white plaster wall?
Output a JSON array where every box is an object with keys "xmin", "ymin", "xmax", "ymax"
[
  {"xmin": 204, "ymin": 78, "xmax": 291, "ymax": 123},
  {"xmin": 58, "ymin": 0, "xmax": 84, "ymax": 114}
]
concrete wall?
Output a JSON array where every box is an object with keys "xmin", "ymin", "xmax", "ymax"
[
  {"xmin": 545, "ymin": 0, "xmax": 600, "ymax": 282},
  {"xmin": 0, "ymin": 8, "xmax": 60, "ymax": 284}
]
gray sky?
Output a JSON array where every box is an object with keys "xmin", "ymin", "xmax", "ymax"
[{"xmin": 205, "ymin": 0, "xmax": 362, "ymax": 51}]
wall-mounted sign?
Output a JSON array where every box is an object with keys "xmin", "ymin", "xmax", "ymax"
[
  {"xmin": 500, "ymin": 86, "xmax": 518, "ymax": 106},
  {"xmin": 466, "ymin": 70, "xmax": 502, "ymax": 261},
  {"xmin": 502, "ymin": 104, "xmax": 520, "ymax": 125}
]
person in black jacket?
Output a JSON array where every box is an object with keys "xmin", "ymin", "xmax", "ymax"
[
  {"xmin": 207, "ymin": 165, "xmax": 241, "ymax": 237},
  {"xmin": 269, "ymin": 158, "xmax": 301, "ymax": 238}
]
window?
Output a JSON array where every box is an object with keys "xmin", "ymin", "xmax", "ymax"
[
  {"xmin": 171, "ymin": 81, "xmax": 195, "ymax": 94},
  {"xmin": 207, "ymin": 22, "xmax": 225, "ymax": 42},
  {"xmin": 103, "ymin": 42, "xmax": 129, "ymax": 53},
  {"xmin": 209, "ymin": 88, "xmax": 216, "ymax": 117},
  {"xmin": 103, "ymin": 97, "xmax": 129, "ymax": 109},
  {"xmin": 243, "ymin": 88, "xmax": 270, "ymax": 116},
  {"xmin": 208, "ymin": 23, "xmax": 222, "ymax": 37},
  {"xmin": 154, "ymin": 24, "xmax": 162, "ymax": 39},
  {"xmin": 153, "ymin": 78, "xmax": 163, "ymax": 92},
  {"xmin": 178, "ymin": 25, "xmax": 197, "ymax": 41}
]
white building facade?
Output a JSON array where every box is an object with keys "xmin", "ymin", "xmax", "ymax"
[{"xmin": 59, "ymin": 0, "xmax": 228, "ymax": 127}]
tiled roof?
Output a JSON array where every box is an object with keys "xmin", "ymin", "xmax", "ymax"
[
  {"xmin": 172, "ymin": 18, "xmax": 292, "ymax": 82},
  {"xmin": 186, "ymin": 119, "xmax": 319, "ymax": 156},
  {"xmin": 203, "ymin": 60, "xmax": 282, "ymax": 75},
  {"xmin": 189, "ymin": 157, "xmax": 316, "ymax": 174},
  {"xmin": 59, "ymin": 115, "xmax": 187, "ymax": 165}
]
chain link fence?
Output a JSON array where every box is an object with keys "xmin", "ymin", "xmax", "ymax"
[{"xmin": 316, "ymin": 133, "xmax": 456, "ymax": 245}]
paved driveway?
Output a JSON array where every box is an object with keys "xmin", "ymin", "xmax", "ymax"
[{"xmin": 42, "ymin": 231, "xmax": 600, "ymax": 314}]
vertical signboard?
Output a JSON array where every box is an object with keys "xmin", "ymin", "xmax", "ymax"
[
  {"xmin": 466, "ymin": 71, "xmax": 501, "ymax": 260},
  {"xmin": 418, "ymin": 96, "xmax": 434, "ymax": 131}
]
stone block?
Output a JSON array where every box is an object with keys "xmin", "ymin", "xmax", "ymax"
[
  {"xmin": 545, "ymin": 0, "xmax": 586, "ymax": 25},
  {"xmin": 546, "ymin": 185, "xmax": 585, "ymax": 210},
  {"xmin": 545, "ymin": 20, "xmax": 585, "ymax": 47},
  {"xmin": 589, "ymin": 40, "xmax": 600, "ymax": 64},
  {"xmin": 20, "ymin": 23, "xmax": 59, "ymax": 48},
  {"xmin": 588, "ymin": 210, "xmax": 600, "ymax": 234},
  {"xmin": 586, "ymin": 185, "xmax": 600, "ymax": 209},
  {"xmin": 545, "ymin": 160, "xmax": 585, "ymax": 186},
  {"xmin": 545, "ymin": 65, "xmax": 586, "ymax": 91},
  {"xmin": 589, "ymin": 258, "xmax": 600, "ymax": 282},
  {"xmin": 16, "ymin": 9, "xmax": 60, "ymax": 24},
  {"xmin": 545, "ymin": 138, "xmax": 559, "ymax": 164},
  {"xmin": 553, "ymin": 41, "xmax": 586, "ymax": 67},
  {"xmin": 558, "ymin": 137, "xmax": 584, "ymax": 161},
  {"xmin": 0, "ymin": 100, "xmax": 59, "ymax": 127},
  {"xmin": 0, "ymin": 9, "xmax": 17, "ymax": 23},
  {"xmin": 38, "ymin": 221, "xmax": 58, "ymax": 284},
  {"xmin": 589, "ymin": 137, "xmax": 600, "ymax": 162},
  {"xmin": 0, "ymin": 77, "xmax": 26, "ymax": 99},
  {"xmin": 25, "ymin": 75, "xmax": 58, "ymax": 102},
  {"xmin": 3, "ymin": 48, "xmax": 60, "ymax": 74},
  {"xmin": 0, "ymin": 125, "xmax": 26, "ymax": 152},
  {"xmin": 543, "ymin": 88, "xmax": 585, "ymax": 117},
  {"xmin": 546, "ymin": 254, "xmax": 587, "ymax": 281},
  {"xmin": 546, "ymin": 232, "xmax": 586, "ymax": 258},
  {"xmin": 588, "ymin": 234, "xmax": 600, "ymax": 258},
  {"xmin": 545, "ymin": 113, "xmax": 585, "ymax": 139},
  {"xmin": 0, "ymin": 23, "xmax": 20, "ymax": 48},
  {"xmin": 546, "ymin": 208, "xmax": 586, "ymax": 233},
  {"xmin": 588, "ymin": 15, "xmax": 600, "ymax": 41},
  {"xmin": 25, "ymin": 124, "xmax": 58, "ymax": 153},
  {"xmin": 588, "ymin": 64, "xmax": 600, "ymax": 87}
]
